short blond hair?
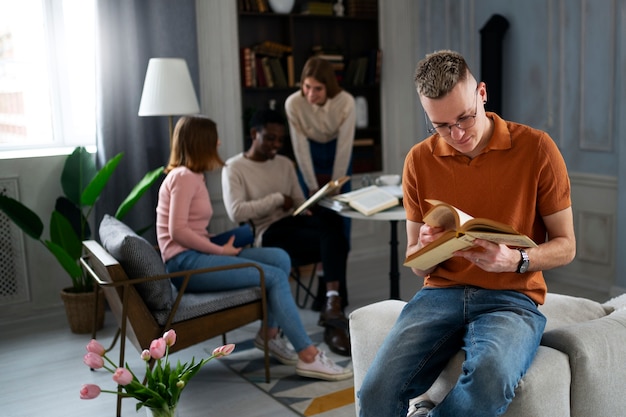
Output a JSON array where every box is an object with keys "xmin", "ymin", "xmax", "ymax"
[{"xmin": 414, "ymin": 50, "xmax": 472, "ymax": 98}]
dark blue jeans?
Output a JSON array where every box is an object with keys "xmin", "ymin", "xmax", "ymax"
[{"xmin": 358, "ymin": 287, "xmax": 546, "ymax": 417}]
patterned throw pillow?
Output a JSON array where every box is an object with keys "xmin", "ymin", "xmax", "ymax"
[{"xmin": 98, "ymin": 214, "xmax": 173, "ymax": 311}]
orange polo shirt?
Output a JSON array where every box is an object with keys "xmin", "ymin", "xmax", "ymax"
[{"xmin": 402, "ymin": 113, "xmax": 571, "ymax": 304}]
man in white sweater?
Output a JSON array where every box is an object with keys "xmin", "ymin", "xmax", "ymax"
[{"xmin": 221, "ymin": 109, "xmax": 351, "ymax": 356}]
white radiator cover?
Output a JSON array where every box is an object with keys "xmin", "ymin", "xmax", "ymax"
[{"xmin": 0, "ymin": 177, "xmax": 30, "ymax": 305}]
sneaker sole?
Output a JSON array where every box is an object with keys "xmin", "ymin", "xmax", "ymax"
[
  {"xmin": 254, "ymin": 340, "xmax": 299, "ymax": 366},
  {"xmin": 295, "ymin": 368, "xmax": 354, "ymax": 381}
]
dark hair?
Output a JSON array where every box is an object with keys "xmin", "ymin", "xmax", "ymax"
[
  {"xmin": 249, "ymin": 109, "xmax": 286, "ymax": 131},
  {"xmin": 300, "ymin": 57, "xmax": 342, "ymax": 98},
  {"xmin": 165, "ymin": 115, "xmax": 224, "ymax": 174}
]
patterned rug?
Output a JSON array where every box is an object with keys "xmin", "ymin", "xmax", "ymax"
[{"xmin": 215, "ymin": 331, "xmax": 355, "ymax": 417}]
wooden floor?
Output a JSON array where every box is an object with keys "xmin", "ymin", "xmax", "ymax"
[{"xmin": 2, "ymin": 252, "xmax": 610, "ymax": 417}]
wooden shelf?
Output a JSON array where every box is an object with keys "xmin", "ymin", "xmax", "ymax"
[{"xmin": 237, "ymin": 0, "xmax": 381, "ymax": 173}]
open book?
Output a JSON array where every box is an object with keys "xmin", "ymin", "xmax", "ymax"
[
  {"xmin": 293, "ymin": 176, "xmax": 350, "ymax": 216},
  {"xmin": 403, "ymin": 199, "xmax": 538, "ymax": 270},
  {"xmin": 334, "ymin": 185, "xmax": 400, "ymax": 216}
]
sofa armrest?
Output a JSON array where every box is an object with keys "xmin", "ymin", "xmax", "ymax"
[
  {"xmin": 349, "ymin": 300, "xmax": 406, "ymax": 394},
  {"xmin": 541, "ymin": 309, "xmax": 626, "ymax": 417}
]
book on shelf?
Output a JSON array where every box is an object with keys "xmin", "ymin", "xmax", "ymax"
[
  {"xmin": 286, "ymin": 54, "xmax": 295, "ymax": 87},
  {"xmin": 253, "ymin": 56, "xmax": 266, "ymax": 87},
  {"xmin": 293, "ymin": 176, "xmax": 351, "ymax": 216},
  {"xmin": 253, "ymin": 40, "xmax": 292, "ymax": 57},
  {"xmin": 240, "ymin": 47, "xmax": 255, "ymax": 87},
  {"xmin": 302, "ymin": 1, "xmax": 334, "ymax": 15},
  {"xmin": 403, "ymin": 199, "xmax": 539, "ymax": 270},
  {"xmin": 257, "ymin": 56, "xmax": 275, "ymax": 87},
  {"xmin": 268, "ymin": 57, "xmax": 288, "ymax": 87},
  {"xmin": 334, "ymin": 185, "xmax": 400, "ymax": 216},
  {"xmin": 346, "ymin": 0, "xmax": 378, "ymax": 17},
  {"xmin": 239, "ymin": 0, "xmax": 270, "ymax": 13}
]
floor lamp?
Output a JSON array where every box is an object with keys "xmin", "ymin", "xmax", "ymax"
[{"xmin": 138, "ymin": 58, "xmax": 200, "ymax": 148}]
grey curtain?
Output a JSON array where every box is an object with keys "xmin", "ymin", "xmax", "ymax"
[{"xmin": 95, "ymin": 0, "xmax": 199, "ymax": 242}]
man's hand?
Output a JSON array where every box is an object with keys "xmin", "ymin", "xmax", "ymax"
[
  {"xmin": 453, "ymin": 239, "xmax": 520, "ymax": 272},
  {"xmin": 406, "ymin": 222, "xmax": 446, "ymax": 277},
  {"xmin": 418, "ymin": 224, "xmax": 446, "ymax": 247},
  {"xmin": 282, "ymin": 194, "xmax": 294, "ymax": 211}
]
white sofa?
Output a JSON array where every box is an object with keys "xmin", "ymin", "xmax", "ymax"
[{"xmin": 350, "ymin": 292, "xmax": 626, "ymax": 417}]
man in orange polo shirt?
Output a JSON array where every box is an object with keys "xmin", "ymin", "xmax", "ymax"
[{"xmin": 358, "ymin": 50, "xmax": 576, "ymax": 417}]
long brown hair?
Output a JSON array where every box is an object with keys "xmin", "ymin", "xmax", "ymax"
[
  {"xmin": 300, "ymin": 57, "xmax": 342, "ymax": 98},
  {"xmin": 164, "ymin": 115, "xmax": 224, "ymax": 174}
]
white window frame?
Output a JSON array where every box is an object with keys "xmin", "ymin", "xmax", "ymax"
[{"xmin": 0, "ymin": 0, "xmax": 96, "ymax": 156}]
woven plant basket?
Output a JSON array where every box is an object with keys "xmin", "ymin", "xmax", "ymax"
[{"xmin": 60, "ymin": 288, "xmax": 105, "ymax": 334}]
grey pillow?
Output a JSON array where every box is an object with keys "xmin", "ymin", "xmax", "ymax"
[{"xmin": 98, "ymin": 214, "xmax": 173, "ymax": 311}]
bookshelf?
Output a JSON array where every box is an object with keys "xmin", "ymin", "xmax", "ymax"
[{"xmin": 237, "ymin": 0, "xmax": 382, "ymax": 173}]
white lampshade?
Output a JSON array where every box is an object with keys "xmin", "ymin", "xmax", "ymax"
[{"xmin": 138, "ymin": 58, "xmax": 200, "ymax": 116}]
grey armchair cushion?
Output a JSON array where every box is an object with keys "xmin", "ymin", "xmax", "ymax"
[
  {"xmin": 539, "ymin": 293, "xmax": 610, "ymax": 332},
  {"xmin": 98, "ymin": 214, "xmax": 173, "ymax": 311}
]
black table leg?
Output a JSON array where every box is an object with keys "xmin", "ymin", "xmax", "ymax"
[{"xmin": 389, "ymin": 220, "xmax": 400, "ymax": 299}]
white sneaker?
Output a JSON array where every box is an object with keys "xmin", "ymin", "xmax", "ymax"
[
  {"xmin": 254, "ymin": 333, "xmax": 299, "ymax": 366},
  {"xmin": 296, "ymin": 350, "xmax": 353, "ymax": 381}
]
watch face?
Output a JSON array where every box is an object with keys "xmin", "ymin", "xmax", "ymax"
[
  {"xmin": 518, "ymin": 262, "xmax": 529, "ymax": 273},
  {"xmin": 517, "ymin": 249, "xmax": 529, "ymax": 273}
]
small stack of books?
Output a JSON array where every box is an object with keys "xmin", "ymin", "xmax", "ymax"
[
  {"xmin": 312, "ymin": 45, "xmax": 345, "ymax": 83},
  {"xmin": 346, "ymin": 0, "xmax": 377, "ymax": 18},
  {"xmin": 240, "ymin": 41, "xmax": 295, "ymax": 88},
  {"xmin": 301, "ymin": 1, "xmax": 334, "ymax": 15}
]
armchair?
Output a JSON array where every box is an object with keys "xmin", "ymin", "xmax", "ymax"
[{"xmin": 82, "ymin": 215, "xmax": 269, "ymax": 417}]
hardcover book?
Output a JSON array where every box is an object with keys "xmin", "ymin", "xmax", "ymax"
[
  {"xmin": 403, "ymin": 199, "xmax": 538, "ymax": 270},
  {"xmin": 293, "ymin": 176, "xmax": 350, "ymax": 216},
  {"xmin": 334, "ymin": 185, "xmax": 399, "ymax": 216}
]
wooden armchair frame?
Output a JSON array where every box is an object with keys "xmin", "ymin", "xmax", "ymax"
[{"xmin": 80, "ymin": 240, "xmax": 269, "ymax": 417}]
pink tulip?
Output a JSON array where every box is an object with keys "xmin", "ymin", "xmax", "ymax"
[
  {"xmin": 83, "ymin": 351, "xmax": 104, "ymax": 369},
  {"xmin": 112, "ymin": 367, "xmax": 133, "ymax": 386},
  {"xmin": 150, "ymin": 337, "xmax": 166, "ymax": 360},
  {"xmin": 163, "ymin": 329, "xmax": 177, "ymax": 347},
  {"xmin": 85, "ymin": 339, "xmax": 105, "ymax": 356},
  {"xmin": 212, "ymin": 343, "xmax": 235, "ymax": 357},
  {"xmin": 141, "ymin": 349, "xmax": 151, "ymax": 361},
  {"xmin": 80, "ymin": 384, "xmax": 101, "ymax": 399}
]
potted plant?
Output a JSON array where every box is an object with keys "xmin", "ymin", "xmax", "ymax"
[{"xmin": 0, "ymin": 147, "xmax": 163, "ymax": 333}]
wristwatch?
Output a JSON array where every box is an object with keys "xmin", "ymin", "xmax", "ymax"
[{"xmin": 516, "ymin": 248, "xmax": 529, "ymax": 273}]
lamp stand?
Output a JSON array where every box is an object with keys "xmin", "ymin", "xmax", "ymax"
[{"xmin": 168, "ymin": 115, "xmax": 174, "ymax": 148}]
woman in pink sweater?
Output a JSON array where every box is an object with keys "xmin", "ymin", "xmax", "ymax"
[{"xmin": 155, "ymin": 115, "xmax": 352, "ymax": 382}]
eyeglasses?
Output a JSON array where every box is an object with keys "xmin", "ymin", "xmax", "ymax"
[{"xmin": 425, "ymin": 88, "xmax": 479, "ymax": 137}]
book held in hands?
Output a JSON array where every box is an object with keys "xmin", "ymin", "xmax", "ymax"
[
  {"xmin": 292, "ymin": 176, "xmax": 350, "ymax": 216},
  {"xmin": 403, "ymin": 199, "xmax": 538, "ymax": 270}
]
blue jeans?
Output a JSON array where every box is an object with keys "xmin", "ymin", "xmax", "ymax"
[
  {"xmin": 166, "ymin": 247, "xmax": 313, "ymax": 352},
  {"xmin": 357, "ymin": 287, "xmax": 546, "ymax": 417}
]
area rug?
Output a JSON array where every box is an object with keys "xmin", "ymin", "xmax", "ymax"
[{"xmin": 214, "ymin": 331, "xmax": 355, "ymax": 417}]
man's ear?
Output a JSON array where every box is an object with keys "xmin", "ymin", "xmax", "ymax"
[{"xmin": 250, "ymin": 127, "xmax": 258, "ymax": 141}]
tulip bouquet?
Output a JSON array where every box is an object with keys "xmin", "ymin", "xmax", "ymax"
[{"xmin": 80, "ymin": 329, "xmax": 234, "ymax": 416}]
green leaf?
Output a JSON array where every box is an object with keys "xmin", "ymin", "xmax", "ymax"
[
  {"xmin": 49, "ymin": 210, "xmax": 82, "ymax": 261},
  {"xmin": 0, "ymin": 194, "xmax": 44, "ymax": 240},
  {"xmin": 62, "ymin": 147, "xmax": 97, "ymax": 205},
  {"xmin": 81, "ymin": 153, "xmax": 124, "ymax": 206},
  {"xmin": 115, "ymin": 166, "xmax": 163, "ymax": 220},
  {"xmin": 44, "ymin": 240, "xmax": 82, "ymax": 279}
]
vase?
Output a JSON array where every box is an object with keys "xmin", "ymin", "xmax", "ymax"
[
  {"xmin": 268, "ymin": 0, "xmax": 295, "ymax": 14},
  {"xmin": 145, "ymin": 405, "xmax": 178, "ymax": 417},
  {"xmin": 60, "ymin": 287, "xmax": 105, "ymax": 334}
]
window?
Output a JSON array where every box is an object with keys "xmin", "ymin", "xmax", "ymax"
[{"xmin": 0, "ymin": 0, "xmax": 96, "ymax": 152}]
